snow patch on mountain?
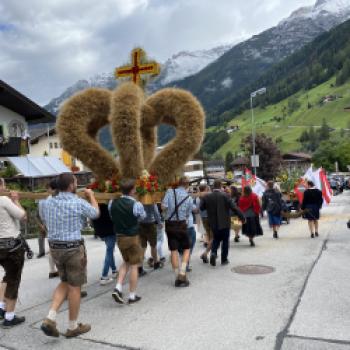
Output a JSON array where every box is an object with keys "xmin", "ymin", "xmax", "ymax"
[
  {"xmin": 158, "ymin": 45, "xmax": 232, "ymax": 85},
  {"xmin": 283, "ymin": 0, "xmax": 350, "ymax": 23},
  {"xmin": 221, "ymin": 77, "xmax": 233, "ymax": 89}
]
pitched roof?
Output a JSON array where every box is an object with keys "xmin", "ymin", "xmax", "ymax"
[
  {"xmin": 231, "ymin": 157, "xmax": 249, "ymax": 166},
  {"xmin": 30, "ymin": 126, "xmax": 56, "ymax": 143},
  {"xmin": 282, "ymin": 152, "xmax": 312, "ymax": 160},
  {"xmin": 0, "ymin": 80, "xmax": 55, "ymax": 124}
]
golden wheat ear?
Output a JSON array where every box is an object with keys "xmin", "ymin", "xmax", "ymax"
[
  {"xmin": 56, "ymin": 88, "xmax": 120, "ymax": 180},
  {"xmin": 109, "ymin": 83, "xmax": 145, "ymax": 179},
  {"xmin": 142, "ymin": 88, "xmax": 205, "ymax": 184}
]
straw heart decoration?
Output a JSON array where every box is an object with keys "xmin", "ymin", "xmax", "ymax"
[{"xmin": 56, "ymin": 82, "xmax": 205, "ymax": 184}]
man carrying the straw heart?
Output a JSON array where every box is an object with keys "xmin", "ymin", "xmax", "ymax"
[
  {"xmin": 40, "ymin": 173, "xmax": 100, "ymax": 338},
  {"xmin": 109, "ymin": 179, "xmax": 146, "ymax": 304},
  {"xmin": 162, "ymin": 176, "xmax": 193, "ymax": 287}
]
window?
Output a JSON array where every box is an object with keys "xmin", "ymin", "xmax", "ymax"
[
  {"xmin": 49, "ymin": 142, "xmax": 53, "ymax": 149},
  {"xmin": 54, "ymin": 142, "xmax": 58, "ymax": 149}
]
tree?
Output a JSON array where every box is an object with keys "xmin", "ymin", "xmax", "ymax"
[
  {"xmin": 313, "ymin": 137, "xmax": 350, "ymax": 171},
  {"xmin": 318, "ymin": 118, "xmax": 330, "ymax": 141},
  {"xmin": 307, "ymin": 126, "xmax": 318, "ymax": 152},
  {"xmin": 202, "ymin": 130, "xmax": 229, "ymax": 155},
  {"xmin": 287, "ymin": 97, "xmax": 301, "ymax": 115},
  {"xmin": 336, "ymin": 58, "xmax": 350, "ymax": 86},
  {"xmin": 225, "ymin": 151, "xmax": 234, "ymax": 172},
  {"xmin": 242, "ymin": 133, "xmax": 282, "ymax": 180}
]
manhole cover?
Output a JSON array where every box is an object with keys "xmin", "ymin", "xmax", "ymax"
[{"xmin": 232, "ymin": 265, "xmax": 275, "ymax": 275}]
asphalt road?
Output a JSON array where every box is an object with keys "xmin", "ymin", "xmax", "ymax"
[{"xmin": 1, "ymin": 191, "xmax": 350, "ymax": 350}]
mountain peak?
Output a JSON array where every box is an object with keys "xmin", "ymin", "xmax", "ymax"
[
  {"xmin": 315, "ymin": 0, "xmax": 350, "ymax": 11},
  {"xmin": 315, "ymin": 0, "xmax": 350, "ymax": 12}
]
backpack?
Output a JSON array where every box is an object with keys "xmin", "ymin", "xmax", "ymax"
[{"xmin": 265, "ymin": 192, "xmax": 281, "ymax": 215}]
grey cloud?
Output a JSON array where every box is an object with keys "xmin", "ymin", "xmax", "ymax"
[{"xmin": 0, "ymin": 0, "xmax": 315, "ymax": 105}]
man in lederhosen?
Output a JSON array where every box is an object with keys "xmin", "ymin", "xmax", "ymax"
[
  {"xmin": 162, "ymin": 177, "xmax": 193, "ymax": 287},
  {"xmin": 39, "ymin": 173, "xmax": 99, "ymax": 338},
  {"xmin": 0, "ymin": 178, "xmax": 27, "ymax": 327}
]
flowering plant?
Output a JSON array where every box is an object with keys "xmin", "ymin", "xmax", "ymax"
[
  {"xmin": 87, "ymin": 178, "xmax": 119, "ymax": 193},
  {"xmin": 135, "ymin": 170, "xmax": 160, "ymax": 196}
]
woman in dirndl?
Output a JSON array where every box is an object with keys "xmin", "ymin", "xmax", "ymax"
[
  {"xmin": 238, "ymin": 186, "xmax": 263, "ymax": 247},
  {"xmin": 301, "ymin": 180, "xmax": 323, "ymax": 238}
]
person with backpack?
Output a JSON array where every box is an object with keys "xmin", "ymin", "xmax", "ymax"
[
  {"xmin": 91, "ymin": 204, "xmax": 117, "ymax": 285},
  {"xmin": 162, "ymin": 177, "xmax": 193, "ymax": 287},
  {"xmin": 262, "ymin": 181, "xmax": 283, "ymax": 239}
]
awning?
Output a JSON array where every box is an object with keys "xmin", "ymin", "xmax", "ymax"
[{"xmin": 6, "ymin": 156, "xmax": 71, "ymax": 177}]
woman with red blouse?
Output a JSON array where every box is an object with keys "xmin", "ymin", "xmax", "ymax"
[{"xmin": 238, "ymin": 186, "xmax": 263, "ymax": 247}]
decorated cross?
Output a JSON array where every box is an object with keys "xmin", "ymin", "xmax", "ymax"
[{"xmin": 115, "ymin": 48, "xmax": 160, "ymax": 86}]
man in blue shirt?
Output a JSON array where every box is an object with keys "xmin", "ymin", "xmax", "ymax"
[
  {"xmin": 40, "ymin": 173, "xmax": 99, "ymax": 339},
  {"xmin": 162, "ymin": 177, "xmax": 193, "ymax": 287}
]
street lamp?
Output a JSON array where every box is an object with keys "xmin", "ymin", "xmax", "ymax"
[{"xmin": 250, "ymin": 87, "xmax": 266, "ymax": 176}]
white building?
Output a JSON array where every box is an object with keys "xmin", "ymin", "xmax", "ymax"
[
  {"xmin": 30, "ymin": 127, "xmax": 85, "ymax": 171},
  {"xmin": 0, "ymin": 80, "xmax": 54, "ymax": 159}
]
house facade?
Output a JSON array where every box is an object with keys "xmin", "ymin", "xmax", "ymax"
[
  {"xmin": 0, "ymin": 80, "xmax": 54, "ymax": 158},
  {"xmin": 30, "ymin": 127, "xmax": 85, "ymax": 171}
]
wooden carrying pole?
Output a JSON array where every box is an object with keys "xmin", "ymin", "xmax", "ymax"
[
  {"xmin": 0, "ymin": 191, "xmax": 164, "ymax": 204},
  {"xmin": 0, "ymin": 191, "xmax": 121, "ymax": 203}
]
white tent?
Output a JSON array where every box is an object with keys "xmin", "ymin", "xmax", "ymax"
[{"xmin": 6, "ymin": 156, "xmax": 71, "ymax": 177}]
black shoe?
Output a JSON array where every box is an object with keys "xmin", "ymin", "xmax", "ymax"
[
  {"xmin": 175, "ymin": 276, "xmax": 190, "ymax": 287},
  {"xmin": 311, "ymin": 234, "xmax": 315, "ymax": 239},
  {"xmin": 37, "ymin": 253, "xmax": 45, "ymax": 258},
  {"xmin": 0, "ymin": 308, "xmax": 5, "ymax": 320},
  {"xmin": 128, "ymin": 295, "xmax": 142, "ymax": 304},
  {"xmin": 49, "ymin": 272, "xmax": 59, "ymax": 279},
  {"xmin": 147, "ymin": 257, "xmax": 154, "ymax": 267},
  {"xmin": 154, "ymin": 262, "xmax": 161, "ymax": 270},
  {"xmin": 138, "ymin": 267, "xmax": 147, "ymax": 277},
  {"xmin": 221, "ymin": 260, "xmax": 230, "ymax": 266},
  {"xmin": 250, "ymin": 240, "xmax": 255, "ymax": 247},
  {"xmin": 315, "ymin": 232, "xmax": 319, "ymax": 237},
  {"xmin": 273, "ymin": 232, "xmax": 278, "ymax": 239},
  {"xmin": 80, "ymin": 291, "xmax": 88, "ymax": 298},
  {"xmin": 160, "ymin": 257, "xmax": 166, "ymax": 263},
  {"xmin": 112, "ymin": 289, "xmax": 125, "ymax": 304},
  {"xmin": 209, "ymin": 255, "xmax": 216, "ymax": 267},
  {"xmin": 234, "ymin": 236, "xmax": 240, "ymax": 243},
  {"xmin": 2, "ymin": 315, "xmax": 25, "ymax": 328},
  {"xmin": 200, "ymin": 254, "xmax": 208, "ymax": 264}
]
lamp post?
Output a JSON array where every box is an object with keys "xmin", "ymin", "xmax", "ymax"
[{"xmin": 250, "ymin": 87, "xmax": 266, "ymax": 176}]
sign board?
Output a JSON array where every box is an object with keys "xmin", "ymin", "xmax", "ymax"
[{"xmin": 251, "ymin": 155, "xmax": 259, "ymax": 168}]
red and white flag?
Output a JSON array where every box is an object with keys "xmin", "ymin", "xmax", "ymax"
[
  {"xmin": 313, "ymin": 168, "xmax": 332, "ymax": 204},
  {"xmin": 241, "ymin": 168, "xmax": 266, "ymax": 197},
  {"xmin": 295, "ymin": 166, "xmax": 333, "ymax": 204}
]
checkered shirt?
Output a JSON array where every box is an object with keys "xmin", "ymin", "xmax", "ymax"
[
  {"xmin": 39, "ymin": 192, "xmax": 99, "ymax": 242},
  {"xmin": 162, "ymin": 187, "xmax": 193, "ymax": 222}
]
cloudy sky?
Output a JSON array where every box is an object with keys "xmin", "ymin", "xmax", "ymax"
[{"xmin": 0, "ymin": 0, "xmax": 315, "ymax": 105}]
